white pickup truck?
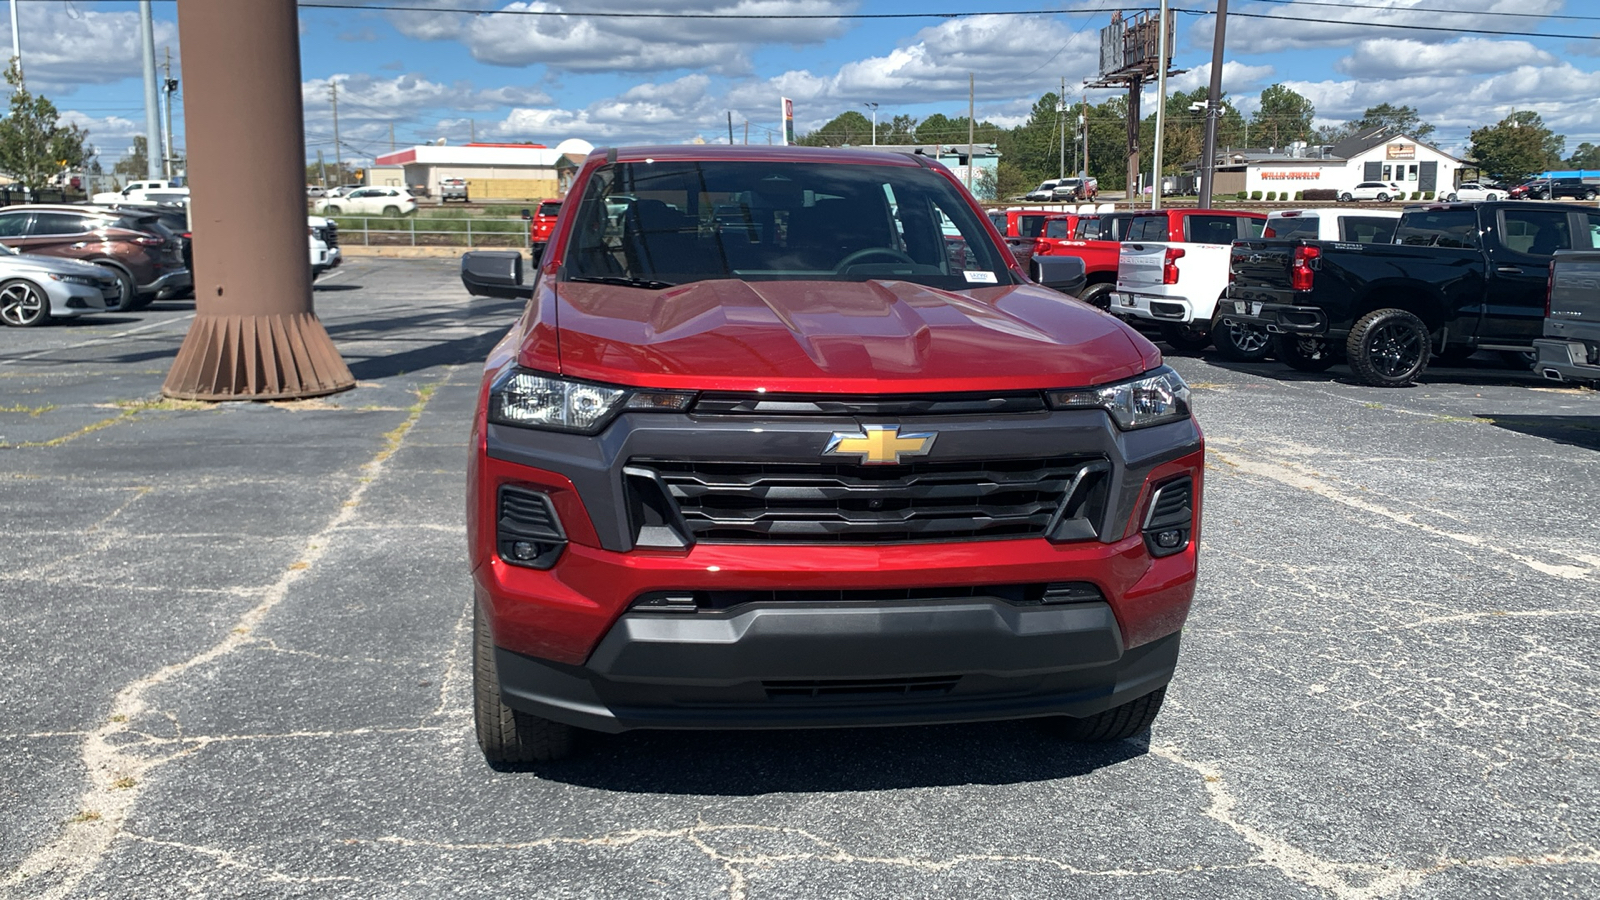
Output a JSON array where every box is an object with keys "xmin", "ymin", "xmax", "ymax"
[
  {"xmin": 1114, "ymin": 209, "xmax": 1268, "ymax": 359},
  {"xmin": 92, "ymin": 180, "xmax": 190, "ymax": 206}
]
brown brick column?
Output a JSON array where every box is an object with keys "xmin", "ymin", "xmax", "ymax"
[{"xmin": 162, "ymin": 0, "xmax": 354, "ymax": 400}]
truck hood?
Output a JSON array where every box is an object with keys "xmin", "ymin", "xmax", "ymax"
[{"xmin": 537, "ymin": 278, "xmax": 1158, "ymax": 393}]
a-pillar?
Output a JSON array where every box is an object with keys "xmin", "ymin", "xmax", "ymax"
[{"xmin": 162, "ymin": 0, "xmax": 353, "ymax": 400}]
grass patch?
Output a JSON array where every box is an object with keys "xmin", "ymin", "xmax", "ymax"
[{"xmin": 0, "ymin": 403, "xmax": 55, "ymax": 417}]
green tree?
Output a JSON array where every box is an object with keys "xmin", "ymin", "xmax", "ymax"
[
  {"xmin": 113, "ymin": 135, "xmax": 148, "ymax": 181},
  {"xmin": 0, "ymin": 62, "xmax": 91, "ymax": 189},
  {"xmin": 1469, "ymin": 111, "xmax": 1564, "ymax": 184},
  {"xmin": 797, "ymin": 110, "xmax": 873, "ymax": 146},
  {"xmin": 880, "ymin": 113, "xmax": 917, "ymax": 144},
  {"xmin": 1568, "ymin": 142, "xmax": 1600, "ymax": 170},
  {"xmin": 1251, "ymin": 84, "xmax": 1315, "ymax": 147},
  {"xmin": 1350, "ymin": 103, "xmax": 1434, "ymax": 141}
]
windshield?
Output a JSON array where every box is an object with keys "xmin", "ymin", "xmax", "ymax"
[{"xmin": 562, "ymin": 159, "xmax": 1013, "ymax": 290}]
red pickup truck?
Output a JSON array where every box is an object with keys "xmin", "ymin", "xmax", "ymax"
[
  {"xmin": 1033, "ymin": 212, "xmax": 1140, "ymax": 310},
  {"xmin": 460, "ymin": 146, "xmax": 1204, "ymax": 763}
]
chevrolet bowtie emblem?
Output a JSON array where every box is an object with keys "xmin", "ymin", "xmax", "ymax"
[{"xmin": 824, "ymin": 425, "xmax": 936, "ymax": 465}]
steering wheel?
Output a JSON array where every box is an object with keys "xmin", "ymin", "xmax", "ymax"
[{"xmin": 834, "ymin": 247, "xmax": 917, "ymax": 272}]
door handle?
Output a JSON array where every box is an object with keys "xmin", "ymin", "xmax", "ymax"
[
  {"xmin": 1496, "ymin": 265, "xmax": 1523, "ymax": 275},
  {"xmin": 70, "ymin": 242, "xmax": 89, "ymax": 249}
]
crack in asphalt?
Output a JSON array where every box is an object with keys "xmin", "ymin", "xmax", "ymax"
[{"xmin": 0, "ymin": 381, "xmax": 442, "ymax": 900}]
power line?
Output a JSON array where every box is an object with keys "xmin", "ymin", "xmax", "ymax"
[{"xmin": 1251, "ymin": 0, "xmax": 1600, "ymax": 22}]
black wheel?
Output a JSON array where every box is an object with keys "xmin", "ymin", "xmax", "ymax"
[
  {"xmin": 1446, "ymin": 193, "xmax": 1458, "ymax": 202},
  {"xmin": 1077, "ymin": 282, "xmax": 1115, "ymax": 311},
  {"xmin": 1485, "ymin": 193, "xmax": 1498, "ymax": 202},
  {"xmin": 1272, "ymin": 334, "xmax": 1338, "ymax": 372},
  {"xmin": 97, "ymin": 265, "xmax": 137, "ymax": 312},
  {"xmin": 1585, "ymin": 190, "xmax": 1597, "ymax": 201},
  {"xmin": 1157, "ymin": 321, "xmax": 1211, "ymax": 352},
  {"xmin": 0, "ymin": 278, "xmax": 49, "ymax": 327},
  {"xmin": 1346, "ymin": 308, "xmax": 1431, "ymax": 387},
  {"xmin": 1056, "ymin": 687, "xmax": 1167, "ymax": 742},
  {"xmin": 1376, "ymin": 192, "xmax": 1391, "ymax": 202},
  {"xmin": 1536, "ymin": 191, "xmax": 1550, "ymax": 200},
  {"xmin": 473, "ymin": 604, "xmax": 574, "ymax": 764},
  {"xmin": 1211, "ymin": 316, "xmax": 1273, "ymax": 362},
  {"xmin": 1339, "ymin": 193, "xmax": 1353, "ymax": 202}
]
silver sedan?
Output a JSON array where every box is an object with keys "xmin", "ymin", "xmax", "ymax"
[{"xmin": 0, "ymin": 245, "xmax": 120, "ymax": 327}]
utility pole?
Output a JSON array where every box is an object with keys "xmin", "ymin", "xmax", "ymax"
[
  {"xmin": 161, "ymin": 47, "xmax": 178, "ymax": 180},
  {"xmin": 1151, "ymin": 0, "xmax": 1170, "ymax": 210},
  {"xmin": 389, "ymin": 121, "xmax": 395, "ymax": 152},
  {"xmin": 470, "ymin": 119, "xmax": 476, "ymax": 142},
  {"xmin": 744, "ymin": 120, "xmax": 749, "ymax": 145},
  {"xmin": 316, "ymin": 148, "xmax": 327, "ymax": 189},
  {"xmin": 1198, "ymin": 0, "xmax": 1229, "ymax": 208},
  {"xmin": 1082, "ymin": 93, "xmax": 1090, "ymax": 182},
  {"xmin": 967, "ymin": 73, "xmax": 975, "ymax": 192},
  {"xmin": 727, "ymin": 110, "xmax": 734, "ymax": 145},
  {"xmin": 9, "ymin": 0, "xmax": 19, "ymax": 73},
  {"xmin": 329, "ymin": 80, "xmax": 342, "ymax": 187},
  {"xmin": 1059, "ymin": 77, "xmax": 1066, "ymax": 180},
  {"xmin": 139, "ymin": 1, "xmax": 165, "ymax": 180}
]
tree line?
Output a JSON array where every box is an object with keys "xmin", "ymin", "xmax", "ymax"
[{"xmin": 797, "ymin": 84, "xmax": 1592, "ymax": 195}]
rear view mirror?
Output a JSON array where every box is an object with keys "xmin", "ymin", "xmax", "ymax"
[
  {"xmin": 520, "ymin": 208, "xmax": 532, "ymax": 220},
  {"xmin": 461, "ymin": 250, "xmax": 534, "ymax": 299}
]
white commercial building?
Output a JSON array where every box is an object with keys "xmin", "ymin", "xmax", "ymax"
[
  {"xmin": 367, "ymin": 139, "xmax": 593, "ymax": 200},
  {"xmin": 1199, "ymin": 128, "xmax": 1467, "ymax": 199}
]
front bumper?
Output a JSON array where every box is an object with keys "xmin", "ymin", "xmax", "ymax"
[
  {"xmin": 44, "ymin": 280, "xmax": 111, "ymax": 318},
  {"xmin": 1533, "ymin": 338, "xmax": 1600, "ymax": 384},
  {"xmin": 492, "ymin": 596, "xmax": 1181, "ymax": 733},
  {"xmin": 472, "ymin": 403, "xmax": 1203, "ymax": 730}
]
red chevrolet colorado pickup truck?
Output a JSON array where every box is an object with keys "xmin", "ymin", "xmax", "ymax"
[{"xmin": 462, "ymin": 146, "xmax": 1204, "ymax": 763}]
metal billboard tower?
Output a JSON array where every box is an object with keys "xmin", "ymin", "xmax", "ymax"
[{"xmin": 1086, "ymin": 10, "xmax": 1181, "ymax": 205}]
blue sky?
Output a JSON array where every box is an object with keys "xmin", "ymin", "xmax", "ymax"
[{"xmin": 11, "ymin": 1, "xmax": 1600, "ymax": 168}]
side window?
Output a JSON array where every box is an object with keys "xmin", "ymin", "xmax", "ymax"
[
  {"xmin": 1339, "ymin": 217, "xmax": 1398, "ymax": 244},
  {"xmin": 1182, "ymin": 215, "xmax": 1242, "ymax": 244},
  {"xmin": 1017, "ymin": 216, "xmax": 1046, "ymax": 238},
  {"xmin": 0, "ymin": 212, "xmax": 29, "ymax": 237},
  {"xmin": 28, "ymin": 213, "xmax": 90, "ymax": 236},
  {"xmin": 1395, "ymin": 210, "xmax": 1479, "ymax": 249},
  {"xmin": 1076, "ymin": 219, "xmax": 1098, "ymax": 239},
  {"xmin": 1240, "ymin": 218, "xmax": 1264, "ymax": 239},
  {"xmin": 1585, "ymin": 213, "xmax": 1600, "ymax": 249},
  {"xmin": 1045, "ymin": 219, "xmax": 1069, "ymax": 239},
  {"xmin": 1499, "ymin": 209, "xmax": 1572, "ymax": 256}
]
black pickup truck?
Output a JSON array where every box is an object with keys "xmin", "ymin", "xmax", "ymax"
[{"xmin": 1222, "ymin": 201, "xmax": 1600, "ymax": 386}]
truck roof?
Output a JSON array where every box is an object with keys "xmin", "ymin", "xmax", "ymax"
[{"xmin": 587, "ymin": 145, "xmax": 931, "ymax": 168}]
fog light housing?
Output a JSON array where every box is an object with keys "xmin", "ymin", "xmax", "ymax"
[
  {"xmin": 1154, "ymin": 529, "xmax": 1183, "ymax": 549},
  {"xmin": 497, "ymin": 486, "xmax": 567, "ymax": 570},
  {"xmin": 1142, "ymin": 477, "xmax": 1193, "ymax": 558}
]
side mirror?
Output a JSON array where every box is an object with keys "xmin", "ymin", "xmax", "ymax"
[
  {"xmin": 529, "ymin": 243, "xmax": 544, "ymax": 266},
  {"xmin": 461, "ymin": 250, "xmax": 535, "ymax": 299},
  {"xmin": 520, "ymin": 208, "xmax": 532, "ymax": 220},
  {"xmin": 1030, "ymin": 254, "xmax": 1087, "ymax": 299}
]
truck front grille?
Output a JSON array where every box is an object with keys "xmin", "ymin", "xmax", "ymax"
[{"xmin": 628, "ymin": 456, "xmax": 1109, "ymax": 544}]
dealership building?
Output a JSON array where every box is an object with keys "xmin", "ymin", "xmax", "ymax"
[
  {"xmin": 365, "ymin": 139, "xmax": 594, "ymax": 200},
  {"xmin": 1197, "ymin": 127, "xmax": 1468, "ymax": 197}
]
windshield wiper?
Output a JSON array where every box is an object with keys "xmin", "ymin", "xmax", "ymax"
[{"xmin": 566, "ymin": 274, "xmax": 677, "ymax": 289}]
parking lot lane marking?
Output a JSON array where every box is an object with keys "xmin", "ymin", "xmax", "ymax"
[
  {"xmin": 122, "ymin": 834, "xmax": 361, "ymax": 887},
  {"xmin": 0, "ymin": 313, "xmax": 196, "ymax": 368},
  {"xmin": 0, "ymin": 381, "xmax": 442, "ymax": 900},
  {"xmin": 1152, "ymin": 745, "xmax": 1600, "ymax": 899},
  {"xmin": 1210, "ymin": 447, "xmax": 1594, "ymax": 581}
]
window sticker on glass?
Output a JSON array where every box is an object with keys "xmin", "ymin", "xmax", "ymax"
[{"xmin": 964, "ymin": 270, "xmax": 998, "ymax": 283}]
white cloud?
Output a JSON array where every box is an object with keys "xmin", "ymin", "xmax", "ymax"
[
  {"xmin": 1189, "ymin": 0, "xmax": 1568, "ymax": 55},
  {"xmin": 6, "ymin": 4, "xmax": 178, "ymax": 94},
  {"xmin": 1335, "ymin": 38, "xmax": 1557, "ymax": 78}
]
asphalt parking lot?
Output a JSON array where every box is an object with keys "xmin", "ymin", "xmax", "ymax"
[{"xmin": 2, "ymin": 258, "xmax": 1598, "ymax": 899}]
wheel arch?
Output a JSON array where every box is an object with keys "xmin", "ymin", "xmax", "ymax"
[{"xmin": 1353, "ymin": 282, "xmax": 1448, "ymax": 332}]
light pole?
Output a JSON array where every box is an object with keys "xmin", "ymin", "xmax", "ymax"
[{"xmin": 863, "ymin": 102, "xmax": 878, "ymax": 146}]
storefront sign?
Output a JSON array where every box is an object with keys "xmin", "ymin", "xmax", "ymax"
[
  {"xmin": 1261, "ymin": 171, "xmax": 1322, "ymax": 180},
  {"xmin": 1386, "ymin": 143, "xmax": 1415, "ymax": 160}
]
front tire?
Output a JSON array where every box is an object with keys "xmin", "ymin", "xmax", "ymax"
[
  {"xmin": 1157, "ymin": 321, "xmax": 1211, "ymax": 352},
  {"xmin": 1446, "ymin": 193, "xmax": 1458, "ymax": 202},
  {"xmin": 382, "ymin": 205, "xmax": 401, "ymax": 216},
  {"xmin": 1339, "ymin": 192, "xmax": 1353, "ymax": 202},
  {"xmin": 1486, "ymin": 193, "xmax": 1498, "ymax": 202},
  {"xmin": 325, "ymin": 205, "xmax": 342, "ymax": 215},
  {"xmin": 0, "ymin": 279, "xmax": 49, "ymax": 327},
  {"xmin": 1272, "ymin": 334, "xmax": 1338, "ymax": 372},
  {"xmin": 1211, "ymin": 317, "xmax": 1273, "ymax": 362},
  {"xmin": 1586, "ymin": 190, "xmax": 1597, "ymax": 201},
  {"xmin": 473, "ymin": 604, "xmax": 574, "ymax": 764},
  {"xmin": 1056, "ymin": 687, "xmax": 1167, "ymax": 742},
  {"xmin": 1346, "ymin": 308, "xmax": 1431, "ymax": 387},
  {"xmin": 1077, "ymin": 282, "xmax": 1115, "ymax": 311}
]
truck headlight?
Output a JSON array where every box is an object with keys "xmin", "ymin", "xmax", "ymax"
[
  {"xmin": 1046, "ymin": 366, "xmax": 1192, "ymax": 430},
  {"xmin": 488, "ymin": 368, "xmax": 694, "ymax": 433}
]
